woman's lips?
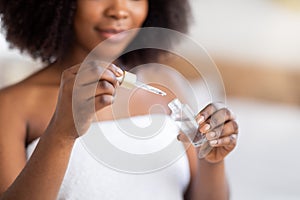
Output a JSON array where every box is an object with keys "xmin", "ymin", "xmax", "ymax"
[{"xmin": 96, "ymin": 28, "xmax": 129, "ymax": 43}]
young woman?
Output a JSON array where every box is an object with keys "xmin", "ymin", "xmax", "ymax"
[{"xmin": 0, "ymin": 0, "xmax": 238, "ymax": 199}]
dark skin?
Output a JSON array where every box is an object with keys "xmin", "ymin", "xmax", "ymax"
[{"xmin": 0, "ymin": 0, "xmax": 238, "ymax": 199}]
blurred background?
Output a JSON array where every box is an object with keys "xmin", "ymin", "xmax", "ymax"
[
  {"xmin": 188, "ymin": 0, "xmax": 300, "ymax": 199},
  {"xmin": 0, "ymin": 0, "xmax": 300, "ymax": 199}
]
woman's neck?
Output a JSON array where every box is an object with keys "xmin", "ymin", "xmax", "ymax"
[{"xmin": 55, "ymin": 48, "xmax": 87, "ymax": 70}]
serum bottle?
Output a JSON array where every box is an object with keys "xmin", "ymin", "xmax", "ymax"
[
  {"xmin": 168, "ymin": 98, "xmax": 213, "ymax": 159},
  {"xmin": 116, "ymin": 70, "xmax": 212, "ymax": 157}
]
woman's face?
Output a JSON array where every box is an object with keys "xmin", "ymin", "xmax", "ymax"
[{"xmin": 73, "ymin": 0, "xmax": 149, "ymax": 59}]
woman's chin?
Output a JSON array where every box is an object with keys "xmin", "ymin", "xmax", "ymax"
[{"xmin": 88, "ymin": 44, "xmax": 127, "ymax": 62}]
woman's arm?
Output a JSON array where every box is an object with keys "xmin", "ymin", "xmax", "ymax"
[
  {"xmin": 183, "ymin": 103, "xmax": 238, "ymax": 200},
  {"xmin": 184, "ymin": 147, "xmax": 229, "ymax": 200},
  {"xmin": 0, "ymin": 87, "xmax": 76, "ymax": 200},
  {"xmin": 0, "ymin": 122, "xmax": 76, "ymax": 200},
  {"xmin": 0, "ymin": 63, "xmax": 122, "ymax": 200},
  {"xmin": 189, "ymin": 159, "xmax": 229, "ymax": 200}
]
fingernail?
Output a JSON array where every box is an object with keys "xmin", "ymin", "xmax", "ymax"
[
  {"xmin": 210, "ymin": 140, "xmax": 218, "ymax": 146},
  {"xmin": 201, "ymin": 124, "xmax": 210, "ymax": 133},
  {"xmin": 112, "ymin": 64, "xmax": 124, "ymax": 76},
  {"xmin": 196, "ymin": 115, "xmax": 205, "ymax": 124},
  {"xmin": 209, "ymin": 131, "xmax": 216, "ymax": 138},
  {"xmin": 177, "ymin": 134, "xmax": 181, "ymax": 141},
  {"xmin": 231, "ymin": 134, "xmax": 237, "ymax": 140}
]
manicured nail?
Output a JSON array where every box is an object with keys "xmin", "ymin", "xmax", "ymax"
[
  {"xmin": 201, "ymin": 124, "xmax": 210, "ymax": 133},
  {"xmin": 196, "ymin": 115, "xmax": 205, "ymax": 124},
  {"xmin": 231, "ymin": 134, "xmax": 237, "ymax": 140},
  {"xmin": 210, "ymin": 140, "xmax": 218, "ymax": 146},
  {"xmin": 112, "ymin": 64, "xmax": 124, "ymax": 76},
  {"xmin": 209, "ymin": 132, "xmax": 216, "ymax": 138}
]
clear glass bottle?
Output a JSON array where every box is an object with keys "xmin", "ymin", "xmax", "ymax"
[{"xmin": 168, "ymin": 98, "xmax": 213, "ymax": 159}]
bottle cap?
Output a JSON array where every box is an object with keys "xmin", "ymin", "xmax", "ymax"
[
  {"xmin": 116, "ymin": 70, "xmax": 137, "ymax": 89},
  {"xmin": 168, "ymin": 98, "xmax": 182, "ymax": 113}
]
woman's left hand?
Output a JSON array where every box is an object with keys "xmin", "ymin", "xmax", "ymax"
[
  {"xmin": 177, "ymin": 103, "xmax": 239, "ymax": 163},
  {"xmin": 196, "ymin": 103, "xmax": 238, "ymax": 163}
]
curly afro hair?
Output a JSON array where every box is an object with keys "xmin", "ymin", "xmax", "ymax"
[{"xmin": 0, "ymin": 0, "xmax": 191, "ymax": 66}]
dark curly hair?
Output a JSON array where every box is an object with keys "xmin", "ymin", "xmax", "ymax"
[{"xmin": 0, "ymin": 0, "xmax": 191, "ymax": 66}]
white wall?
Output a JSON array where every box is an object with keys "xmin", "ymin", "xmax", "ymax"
[{"xmin": 189, "ymin": 0, "xmax": 300, "ymax": 69}]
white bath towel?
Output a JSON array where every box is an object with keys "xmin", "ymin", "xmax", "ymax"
[{"xmin": 27, "ymin": 114, "xmax": 191, "ymax": 200}]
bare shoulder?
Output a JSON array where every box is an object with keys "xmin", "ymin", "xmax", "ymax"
[
  {"xmin": 0, "ymin": 66, "xmax": 59, "ymax": 143},
  {"xmin": 0, "ymin": 73, "xmax": 47, "ymax": 120},
  {"xmin": 0, "ymin": 71, "xmax": 54, "ymax": 194},
  {"xmin": 0, "ymin": 83, "xmax": 30, "ymax": 128},
  {"xmin": 0, "ymin": 79, "xmax": 39, "ymax": 140}
]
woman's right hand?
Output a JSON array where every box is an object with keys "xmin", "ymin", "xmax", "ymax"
[{"xmin": 49, "ymin": 62, "xmax": 123, "ymax": 140}]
